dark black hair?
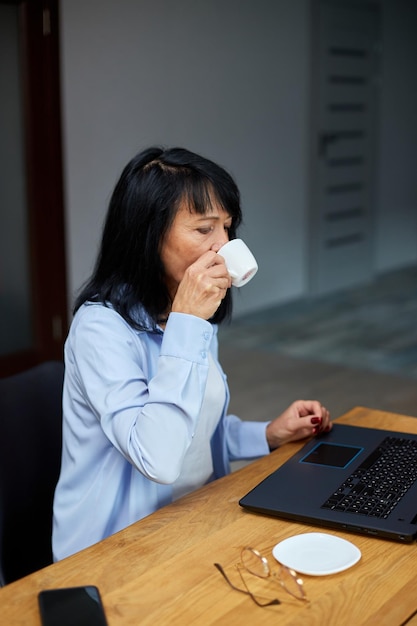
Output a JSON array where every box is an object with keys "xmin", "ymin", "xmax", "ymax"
[{"xmin": 73, "ymin": 146, "xmax": 242, "ymax": 329}]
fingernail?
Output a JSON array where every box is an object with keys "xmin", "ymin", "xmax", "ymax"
[
  {"xmin": 311, "ymin": 416, "xmax": 322, "ymax": 425},
  {"xmin": 312, "ymin": 427, "xmax": 318, "ymax": 435}
]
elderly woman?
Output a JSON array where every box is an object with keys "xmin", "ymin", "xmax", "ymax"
[{"xmin": 52, "ymin": 147, "xmax": 331, "ymax": 560}]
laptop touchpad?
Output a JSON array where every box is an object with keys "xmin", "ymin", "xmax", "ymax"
[{"xmin": 300, "ymin": 443, "xmax": 363, "ymax": 469}]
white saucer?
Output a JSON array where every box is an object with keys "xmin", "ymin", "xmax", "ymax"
[{"xmin": 272, "ymin": 532, "xmax": 361, "ymax": 576}]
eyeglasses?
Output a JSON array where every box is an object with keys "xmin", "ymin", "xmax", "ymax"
[{"xmin": 214, "ymin": 546, "xmax": 307, "ymax": 607}]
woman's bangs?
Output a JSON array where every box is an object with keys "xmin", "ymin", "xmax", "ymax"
[{"xmin": 183, "ymin": 178, "xmax": 238, "ymax": 223}]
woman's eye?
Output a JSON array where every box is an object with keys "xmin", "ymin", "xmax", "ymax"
[{"xmin": 197, "ymin": 222, "xmax": 232, "ymax": 235}]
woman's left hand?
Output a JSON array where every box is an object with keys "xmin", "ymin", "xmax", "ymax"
[{"xmin": 265, "ymin": 400, "xmax": 332, "ymax": 450}]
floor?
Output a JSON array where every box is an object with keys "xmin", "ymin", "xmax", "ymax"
[{"xmin": 218, "ymin": 265, "xmax": 417, "ymax": 427}]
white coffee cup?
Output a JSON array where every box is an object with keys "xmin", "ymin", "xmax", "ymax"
[{"xmin": 218, "ymin": 238, "xmax": 258, "ymax": 287}]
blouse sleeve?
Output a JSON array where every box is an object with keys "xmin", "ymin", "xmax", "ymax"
[{"xmin": 66, "ymin": 306, "xmax": 214, "ymax": 484}]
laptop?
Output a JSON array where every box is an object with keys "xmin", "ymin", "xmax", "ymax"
[{"xmin": 239, "ymin": 423, "xmax": 417, "ymax": 543}]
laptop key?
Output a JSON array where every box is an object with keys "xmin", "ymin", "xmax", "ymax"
[{"xmin": 321, "ymin": 435, "xmax": 417, "ymax": 519}]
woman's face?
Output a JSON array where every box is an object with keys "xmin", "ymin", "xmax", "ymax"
[{"xmin": 160, "ymin": 200, "xmax": 232, "ymax": 297}]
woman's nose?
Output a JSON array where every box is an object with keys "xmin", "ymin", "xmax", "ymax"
[{"xmin": 217, "ymin": 231, "xmax": 229, "ymax": 247}]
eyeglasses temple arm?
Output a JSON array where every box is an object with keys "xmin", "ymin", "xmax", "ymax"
[{"xmin": 213, "ymin": 563, "xmax": 280, "ymax": 607}]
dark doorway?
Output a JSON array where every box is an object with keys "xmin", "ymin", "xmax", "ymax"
[{"xmin": 0, "ymin": 0, "xmax": 67, "ymax": 377}]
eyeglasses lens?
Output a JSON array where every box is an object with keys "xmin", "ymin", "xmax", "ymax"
[
  {"xmin": 241, "ymin": 547, "xmax": 306, "ymax": 602},
  {"xmin": 278, "ymin": 565, "xmax": 306, "ymax": 600},
  {"xmin": 241, "ymin": 547, "xmax": 269, "ymax": 577}
]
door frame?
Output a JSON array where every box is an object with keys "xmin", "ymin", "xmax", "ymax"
[{"xmin": 0, "ymin": 0, "xmax": 68, "ymax": 377}]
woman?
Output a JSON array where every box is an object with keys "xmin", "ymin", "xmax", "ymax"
[{"xmin": 52, "ymin": 147, "xmax": 331, "ymax": 560}]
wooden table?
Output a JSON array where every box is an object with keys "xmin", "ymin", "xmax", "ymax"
[{"xmin": 1, "ymin": 407, "xmax": 417, "ymax": 625}]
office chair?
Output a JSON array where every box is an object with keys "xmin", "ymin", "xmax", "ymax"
[{"xmin": 0, "ymin": 361, "xmax": 64, "ymax": 585}]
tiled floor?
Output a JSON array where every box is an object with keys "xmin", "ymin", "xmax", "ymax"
[
  {"xmin": 218, "ymin": 265, "xmax": 417, "ymax": 427},
  {"xmin": 220, "ymin": 265, "xmax": 417, "ymax": 379}
]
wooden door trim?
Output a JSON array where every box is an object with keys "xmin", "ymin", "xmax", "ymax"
[{"xmin": 0, "ymin": 0, "xmax": 67, "ymax": 377}]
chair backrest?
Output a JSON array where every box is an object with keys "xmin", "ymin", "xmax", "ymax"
[{"xmin": 0, "ymin": 361, "xmax": 64, "ymax": 585}]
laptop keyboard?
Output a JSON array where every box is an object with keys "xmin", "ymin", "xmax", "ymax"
[{"xmin": 321, "ymin": 436, "xmax": 417, "ymax": 519}]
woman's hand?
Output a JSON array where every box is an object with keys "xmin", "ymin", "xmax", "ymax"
[
  {"xmin": 266, "ymin": 400, "xmax": 332, "ymax": 450},
  {"xmin": 171, "ymin": 249, "xmax": 232, "ymax": 320}
]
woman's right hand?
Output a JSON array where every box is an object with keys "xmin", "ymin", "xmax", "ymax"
[{"xmin": 171, "ymin": 250, "xmax": 232, "ymax": 320}]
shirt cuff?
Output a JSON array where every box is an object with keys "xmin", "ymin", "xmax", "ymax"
[{"xmin": 161, "ymin": 312, "xmax": 214, "ymax": 364}]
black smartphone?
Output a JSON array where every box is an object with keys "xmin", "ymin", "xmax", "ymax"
[{"xmin": 38, "ymin": 585, "xmax": 108, "ymax": 626}]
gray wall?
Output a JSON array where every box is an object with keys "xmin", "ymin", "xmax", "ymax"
[{"xmin": 60, "ymin": 0, "xmax": 417, "ymax": 317}]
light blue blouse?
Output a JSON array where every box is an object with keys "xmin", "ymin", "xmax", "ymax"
[{"xmin": 52, "ymin": 303, "xmax": 270, "ymax": 560}]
